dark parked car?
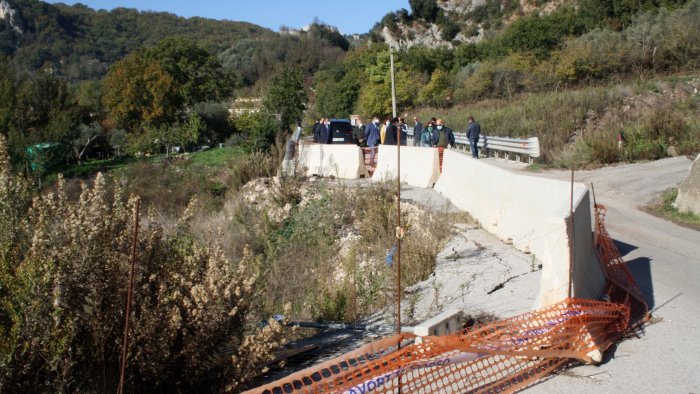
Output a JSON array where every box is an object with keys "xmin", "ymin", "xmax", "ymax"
[{"xmin": 327, "ymin": 119, "xmax": 354, "ymax": 144}]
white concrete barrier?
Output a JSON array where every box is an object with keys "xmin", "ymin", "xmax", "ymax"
[
  {"xmin": 676, "ymin": 153, "xmax": 700, "ymax": 214},
  {"xmin": 413, "ymin": 309, "xmax": 463, "ymax": 337},
  {"xmin": 297, "ymin": 142, "xmax": 368, "ymax": 179},
  {"xmin": 372, "ymin": 145, "xmax": 440, "ymax": 188},
  {"xmin": 434, "ymin": 149, "xmax": 606, "ymax": 308}
]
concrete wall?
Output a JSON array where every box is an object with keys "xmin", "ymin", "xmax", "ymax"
[
  {"xmin": 413, "ymin": 309, "xmax": 464, "ymax": 337},
  {"xmin": 434, "ymin": 149, "xmax": 606, "ymax": 308},
  {"xmin": 372, "ymin": 145, "xmax": 441, "ymax": 188},
  {"xmin": 297, "ymin": 142, "xmax": 368, "ymax": 179}
]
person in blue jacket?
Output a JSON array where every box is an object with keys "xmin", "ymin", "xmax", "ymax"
[
  {"xmin": 364, "ymin": 117, "xmax": 380, "ymax": 165},
  {"xmin": 420, "ymin": 121, "xmax": 434, "ymax": 147}
]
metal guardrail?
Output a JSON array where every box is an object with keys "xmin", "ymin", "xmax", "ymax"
[{"xmin": 407, "ymin": 128, "xmax": 540, "ymax": 163}]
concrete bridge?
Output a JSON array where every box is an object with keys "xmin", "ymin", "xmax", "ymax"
[{"xmin": 294, "ymin": 142, "xmax": 605, "ymax": 311}]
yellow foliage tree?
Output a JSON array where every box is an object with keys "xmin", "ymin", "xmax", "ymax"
[{"xmin": 102, "ymin": 53, "xmax": 178, "ymax": 130}]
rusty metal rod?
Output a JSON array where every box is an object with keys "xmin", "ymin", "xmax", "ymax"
[
  {"xmin": 396, "ymin": 124, "xmax": 402, "ymax": 337},
  {"xmin": 118, "ymin": 198, "xmax": 140, "ymax": 394}
]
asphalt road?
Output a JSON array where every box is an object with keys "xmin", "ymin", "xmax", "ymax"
[{"xmin": 514, "ymin": 156, "xmax": 700, "ymax": 393}]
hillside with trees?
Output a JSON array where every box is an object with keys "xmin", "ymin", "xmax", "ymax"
[
  {"xmin": 313, "ymin": 0, "xmax": 700, "ymax": 164},
  {"xmin": 373, "ymin": 0, "xmax": 690, "ymax": 48},
  {"xmin": 2, "ymin": 0, "xmax": 698, "ymax": 169},
  {"xmin": 0, "ymin": 0, "xmax": 347, "ymax": 174},
  {"xmin": 0, "ymin": 0, "xmax": 348, "ymax": 84}
]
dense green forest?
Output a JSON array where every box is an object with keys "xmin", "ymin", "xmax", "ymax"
[
  {"xmin": 0, "ymin": 0, "xmax": 347, "ymax": 174},
  {"xmin": 1, "ymin": 0, "xmax": 272, "ymax": 79},
  {"xmin": 0, "ymin": 0, "xmax": 349, "ymax": 83}
]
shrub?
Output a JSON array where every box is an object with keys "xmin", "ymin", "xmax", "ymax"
[
  {"xmin": 581, "ymin": 130, "xmax": 621, "ymax": 164},
  {"xmin": 498, "ymin": 8, "xmax": 587, "ymax": 60},
  {"xmin": 417, "ymin": 69, "xmax": 452, "ymax": 107},
  {"xmin": 454, "ymin": 61, "xmax": 496, "ymax": 102},
  {"xmin": 409, "ymin": 0, "xmax": 439, "ymax": 22},
  {"xmin": 194, "ymin": 101, "xmax": 235, "ymax": 143},
  {"xmin": 230, "ymin": 180, "xmax": 453, "ymax": 323},
  {"xmin": 0, "ymin": 135, "xmax": 281, "ymax": 392},
  {"xmin": 622, "ymin": 130, "xmax": 667, "ymax": 160},
  {"xmin": 576, "ymin": 102, "xmax": 700, "ymax": 165},
  {"xmin": 620, "ymin": 106, "xmax": 697, "ymax": 161},
  {"xmin": 438, "ymin": 17, "xmax": 460, "ymax": 42},
  {"xmin": 227, "ymin": 151, "xmax": 278, "ymax": 191},
  {"xmin": 231, "ymin": 112, "xmax": 279, "ymax": 153},
  {"xmin": 554, "ymin": 29, "xmax": 634, "ymax": 84}
]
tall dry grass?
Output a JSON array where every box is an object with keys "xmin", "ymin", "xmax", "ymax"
[
  {"xmin": 0, "ymin": 135, "xmax": 283, "ymax": 393},
  {"xmin": 416, "ymin": 77, "xmax": 700, "ymax": 165},
  {"xmin": 416, "ymin": 86, "xmax": 616, "ymax": 162},
  {"xmin": 229, "ymin": 179, "xmax": 453, "ymax": 323}
]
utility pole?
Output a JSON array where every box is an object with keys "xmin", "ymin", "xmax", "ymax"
[
  {"xmin": 390, "ymin": 43, "xmax": 404, "ymax": 394},
  {"xmin": 390, "ymin": 47, "xmax": 397, "ymax": 118},
  {"xmin": 390, "ymin": 46, "xmax": 402, "ymax": 337}
]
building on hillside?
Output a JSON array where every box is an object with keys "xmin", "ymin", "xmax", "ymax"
[{"xmin": 229, "ymin": 98, "xmax": 263, "ymax": 116}]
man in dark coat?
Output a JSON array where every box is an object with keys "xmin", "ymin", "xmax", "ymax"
[
  {"xmin": 431, "ymin": 118, "xmax": 455, "ymax": 148},
  {"xmin": 466, "ymin": 116, "xmax": 481, "ymax": 158},
  {"xmin": 319, "ymin": 118, "xmax": 330, "ymax": 144},
  {"xmin": 412, "ymin": 116, "xmax": 423, "ymax": 146},
  {"xmin": 312, "ymin": 117, "xmax": 324, "ymax": 143},
  {"xmin": 382, "ymin": 117, "xmax": 399, "ymax": 145},
  {"xmin": 352, "ymin": 119, "xmax": 366, "ymax": 146}
]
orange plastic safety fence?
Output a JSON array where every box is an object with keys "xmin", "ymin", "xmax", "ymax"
[
  {"xmin": 593, "ymin": 204, "xmax": 649, "ymax": 324},
  {"xmin": 247, "ymin": 204, "xmax": 648, "ymax": 394}
]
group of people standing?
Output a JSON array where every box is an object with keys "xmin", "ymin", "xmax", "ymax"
[
  {"xmin": 411, "ymin": 116, "xmax": 482, "ymax": 159},
  {"xmin": 357, "ymin": 115, "xmax": 482, "ymax": 164},
  {"xmin": 360, "ymin": 116, "xmax": 407, "ymax": 164},
  {"xmin": 309, "ymin": 114, "xmax": 482, "ymax": 166}
]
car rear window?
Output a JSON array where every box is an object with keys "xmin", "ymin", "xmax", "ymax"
[{"xmin": 332, "ymin": 122, "xmax": 353, "ymax": 133}]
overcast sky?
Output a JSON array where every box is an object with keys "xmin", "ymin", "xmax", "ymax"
[{"xmin": 46, "ymin": 0, "xmax": 411, "ymax": 34}]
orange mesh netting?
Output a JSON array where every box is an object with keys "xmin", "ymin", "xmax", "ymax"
[{"xmin": 247, "ymin": 204, "xmax": 648, "ymax": 394}]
